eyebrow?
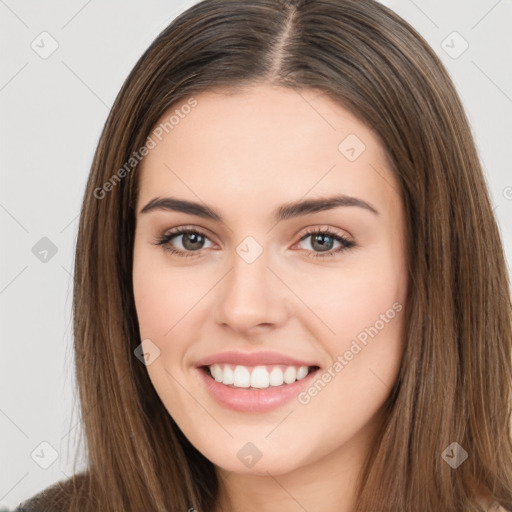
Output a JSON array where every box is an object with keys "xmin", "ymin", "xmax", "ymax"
[{"xmin": 139, "ymin": 194, "xmax": 379, "ymax": 221}]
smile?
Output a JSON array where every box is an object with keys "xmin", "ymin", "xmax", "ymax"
[
  {"xmin": 197, "ymin": 364, "xmax": 321, "ymax": 413},
  {"xmin": 205, "ymin": 363, "xmax": 316, "ymax": 389}
]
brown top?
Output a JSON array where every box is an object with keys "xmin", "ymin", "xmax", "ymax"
[
  {"xmin": 14, "ymin": 488, "xmax": 52, "ymax": 512},
  {"xmin": 13, "ymin": 473, "xmax": 88, "ymax": 512},
  {"xmin": 14, "ymin": 478, "xmax": 510, "ymax": 512},
  {"xmin": 14, "ymin": 484, "xmax": 65, "ymax": 512}
]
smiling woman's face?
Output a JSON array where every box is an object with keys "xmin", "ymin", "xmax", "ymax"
[{"xmin": 132, "ymin": 84, "xmax": 408, "ymax": 477}]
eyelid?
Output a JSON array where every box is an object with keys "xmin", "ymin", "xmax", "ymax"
[
  {"xmin": 159, "ymin": 224, "xmax": 218, "ymax": 243},
  {"xmin": 296, "ymin": 224, "xmax": 353, "ymax": 241},
  {"xmin": 159, "ymin": 224, "xmax": 352, "ymax": 243}
]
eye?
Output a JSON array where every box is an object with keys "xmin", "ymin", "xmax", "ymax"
[
  {"xmin": 295, "ymin": 227, "xmax": 355, "ymax": 258},
  {"xmin": 152, "ymin": 225, "xmax": 356, "ymax": 259},
  {"xmin": 153, "ymin": 227, "xmax": 214, "ymax": 258}
]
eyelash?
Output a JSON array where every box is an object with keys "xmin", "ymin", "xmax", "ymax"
[{"xmin": 152, "ymin": 226, "xmax": 356, "ymax": 259}]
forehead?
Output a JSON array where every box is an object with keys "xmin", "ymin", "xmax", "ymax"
[{"xmin": 136, "ymin": 85, "xmax": 399, "ymax": 216}]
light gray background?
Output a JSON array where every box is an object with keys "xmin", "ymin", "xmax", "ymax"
[{"xmin": 1, "ymin": 0, "xmax": 511, "ymax": 508}]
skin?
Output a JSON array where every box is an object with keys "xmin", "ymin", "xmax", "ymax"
[{"xmin": 132, "ymin": 84, "xmax": 409, "ymax": 512}]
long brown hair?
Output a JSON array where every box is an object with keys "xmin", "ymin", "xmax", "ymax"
[{"xmin": 43, "ymin": 0, "xmax": 512, "ymax": 510}]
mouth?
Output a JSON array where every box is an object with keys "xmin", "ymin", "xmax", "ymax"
[{"xmin": 199, "ymin": 363, "xmax": 321, "ymax": 390}]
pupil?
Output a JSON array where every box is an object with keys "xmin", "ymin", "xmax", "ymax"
[
  {"xmin": 313, "ymin": 234, "xmax": 333, "ymax": 252},
  {"xmin": 183, "ymin": 233, "xmax": 204, "ymax": 250}
]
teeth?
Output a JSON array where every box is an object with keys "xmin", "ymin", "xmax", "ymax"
[
  {"xmin": 283, "ymin": 366, "xmax": 296, "ymax": 384},
  {"xmin": 222, "ymin": 365, "xmax": 234, "ymax": 385},
  {"xmin": 269, "ymin": 367, "xmax": 284, "ymax": 386},
  {"xmin": 251, "ymin": 366, "xmax": 269, "ymax": 388},
  {"xmin": 207, "ymin": 364, "xmax": 312, "ymax": 389},
  {"xmin": 233, "ymin": 365, "xmax": 251, "ymax": 388},
  {"xmin": 297, "ymin": 366, "xmax": 309, "ymax": 380}
]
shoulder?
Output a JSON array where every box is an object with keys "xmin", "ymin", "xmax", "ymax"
[
  {"xmin": 14, "ymin": 472, "xmax": 90, "ymax": 512},
  {"xmin": 477, "ymin": 495, "xmax": 510, "ymax": 512}
]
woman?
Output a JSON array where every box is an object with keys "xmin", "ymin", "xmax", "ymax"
[{"xmin": 15, "ymin": 0, "xmax": 512, "ymax": 510}]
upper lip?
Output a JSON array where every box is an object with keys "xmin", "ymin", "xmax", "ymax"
[{"xmin": 195, "ymin": 350, "xmax": 320, "ymax": 368}]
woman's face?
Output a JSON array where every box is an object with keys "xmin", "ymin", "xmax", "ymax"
[{"xmin": 132, "ymin": 85, "xmax": 408, "ymax": 476}]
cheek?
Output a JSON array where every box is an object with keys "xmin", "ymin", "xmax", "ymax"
[
  {"xmin": 132, "ymin": 244, "xmax": 207, "ymax": 339},
  {"xmin": 288, "ymin": 246, "xmax": 407, "ymax": 413},
  {"xmin": 291, "ymin": 253, "xmax": 406, "ymax": 347},
  {"xmin": 291, "ymin": 266, "xmax": 406, "ymax": 454},
  {"xmin": 132, "ymin": 244, "xmax": 196, "ymax": 414},
  {"xmin": 132, "ymin": 269, "xmax": 173, "ymax": 339}
]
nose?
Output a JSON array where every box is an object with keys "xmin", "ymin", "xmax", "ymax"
[{"xmin": 213, "ymin": 246, "xmax": 289, "ymax": 335}]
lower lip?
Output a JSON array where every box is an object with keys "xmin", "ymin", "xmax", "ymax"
[{"xmin": 196, "ymin": 366, "xmax": 320, "ymax": 413}]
